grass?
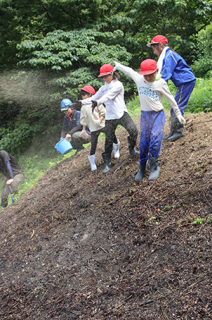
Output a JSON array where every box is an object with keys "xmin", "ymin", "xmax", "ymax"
[
  {"xmin": 0, "ymin": 78, "xmax": 208, "ymax": 209},
  {"xmin": 186, "ymin": 77, "xmax": 212, "ymax": 113}
]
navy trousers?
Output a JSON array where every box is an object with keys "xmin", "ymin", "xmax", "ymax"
[
  {"xmin": 171, "ymin": 80, "xmax": 196, "ymax": 118},
  {"xmin": 139, "ymin": 110, "xmax": 165, "ymax": 166}
]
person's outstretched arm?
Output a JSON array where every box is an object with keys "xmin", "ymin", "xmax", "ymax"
[{"xmin": 113, "ymin": 61, "xmax": 141, "ymax": 83}]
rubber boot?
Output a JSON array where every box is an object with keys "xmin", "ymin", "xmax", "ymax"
[
  {"xmin": 165, "ymin": 117, "xmax": 176, "ymax": 140},
  {"xmin": 102, "ymin": 153, "xmax": 111, "ymax": 174},
  {"xmin": 135, "ymin": 165, "xmax": 146, "ymax": 182},
  {"xmin": 127, "ymin": 137, "xmax": 139, "ymax": 155},
  {"xmin": 88, "ymin": 155, "xmax": 97, "ymax": 171},
  {"xmin": 167, "ymin": 119, "xmax": 184, "ymax": 142},
  {"xmin": 113, "ymin": 140, "xmax": 120, "ymax": 158},
  {"xmin": 148, "ymin": 157, "xmax": 160, "ymax": 181}
]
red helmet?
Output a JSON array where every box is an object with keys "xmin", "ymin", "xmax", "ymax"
[
  {"xmin": 139, "ymin": 59, "xmax": 158, "ymax": 75},
  {"xmin": 98, "ymin": 64, "xmax": 114, "ymax": 77},
  {"xmin": 147, "ymin": 35, "xmax": 168, "ymax": 47},
  {"xmin": 78, "ymin": 85, "xmax": 95, "ymax": 95}
]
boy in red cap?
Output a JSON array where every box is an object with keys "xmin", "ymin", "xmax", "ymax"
[
  {"xmin": 78, "ymin": 85, "xmax": 119, "ymax": 171},
  {"xmin": 147, "ymin": 35, "xmax": 196, "ymax": 142},
  {"xmin": 79, "ymin": 64, "xmax": 139, "ymax": 174},
  {"xmin": 114, "ymin": 59, "xmax": 185, "ymax": 182}
]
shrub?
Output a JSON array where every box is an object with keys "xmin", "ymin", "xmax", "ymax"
[
  {"xmin": 0, "ymin": 123, "xmax": 34, "ymax": 154},
  {"xmin": 186, "ymin": 78, "xmax": 212, "ymax": 113}
]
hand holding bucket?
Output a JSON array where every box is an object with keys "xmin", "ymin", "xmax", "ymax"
[{"xmin": 55, "ymin": 138, "xmax": 73, "ymax": 154}]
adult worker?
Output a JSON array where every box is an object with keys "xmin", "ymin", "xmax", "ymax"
[
  {"xmin": 60, "ymin": 98, "xmax": 91, "ymax": 155},
  {"xmin": 0, "ymin": 150, "xmax": 24, "ymax": 207},
  {"xmin": 147, "ymin": 35, "xmax": 196, "ymax": 142},
  {"xmin": 78, "ymin": 64, "xmax": 139, "ymax": 174},
  {"xmin": 79, "ymin": 85, "xmax": 120, "ymax": 171}
]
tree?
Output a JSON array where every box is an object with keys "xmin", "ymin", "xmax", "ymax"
[
  {"xmin": 0, "ymin": 0, "xmax": 102, "ymax": 67},
  {"xmin": 17, "ymin": 28, "xmax": 134, "ymax": 96},
  {"xmin": 191, "ymin": 22, "xmax": 212, "ymax": 77}
]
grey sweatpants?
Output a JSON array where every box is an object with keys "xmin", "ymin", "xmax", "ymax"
[
  {"xmin": 1, "ymin": 173, "xmax": 24, "ymax": 207},
  {"xmin": 71, "ymin": 132, "xmax": 91, "ymax": 150}
]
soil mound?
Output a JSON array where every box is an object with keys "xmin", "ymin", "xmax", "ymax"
[{"xmin": 0, "ymin": 112, "xmax": 212, "ymax": 319}]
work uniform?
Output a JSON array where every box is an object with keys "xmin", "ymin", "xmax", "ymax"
[
  {"xmin": 115, "ymin": 62, "xmax": 182, "ymax": 166},
  {"xmin": 0, "ymin": 150, "xmax": 24, "ymax": 207},
  {"xmin": 160, "ymin": 47, "xmax": 196, "ymax": 118},
  {"xmin": 61, "ymin": 109, "xmax": 91, "ymax": 150}
]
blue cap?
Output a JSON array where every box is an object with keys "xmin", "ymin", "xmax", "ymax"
[{"xmin": 61, "ymin": 99, "xmax": 72, "ymax": 111}]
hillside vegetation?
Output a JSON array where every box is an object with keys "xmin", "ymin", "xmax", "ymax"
[{"xmin": 0, "ymin": 112, "xmax": 211, "ymax": 319}]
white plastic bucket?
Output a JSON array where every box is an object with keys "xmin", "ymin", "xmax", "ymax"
[{"xmin": 55, "ymin": 138, "xmax": 73, "ymax": 154}]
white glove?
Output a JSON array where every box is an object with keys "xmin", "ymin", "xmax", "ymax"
[
  {"xmin": 94, "ymin": 119, "xmax": 101, "ymax": 126},
  {"xmin": 177, "ymin": 114, "xmax": 186, "ymax": 125},
  {"xmin": 113, "ymin": 61, "xmax": 119, "ymax": 72},
  {"xmin": 80, "ymin": 130, "xmax": 88, "ymax": 138}
]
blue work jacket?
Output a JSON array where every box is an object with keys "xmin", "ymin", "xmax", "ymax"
[{"xmin": 161, "ymin": 48, "xmax": 196, "ymax": 87}]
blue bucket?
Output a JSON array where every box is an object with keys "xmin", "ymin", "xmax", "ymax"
[{"xmin": 55, "ymin": 138, "xmax": 73, "ymax": 154}]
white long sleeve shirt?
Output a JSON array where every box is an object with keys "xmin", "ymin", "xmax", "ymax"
[
  {"xmin": 115, "ymin": 62, "xmax": 181, "ymax": 117},
  {"xmin": 81, "ymin": 79, "xmax": 128, "ymax": 120}
]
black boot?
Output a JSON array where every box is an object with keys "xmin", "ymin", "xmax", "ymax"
[
  {"xmin": 71, "ymin": 140, "xmax": 85, "ymax": 155},
  {"xmin": 167, "ymin": 119, "xmax": 184, "ymax": 142},
  {"xmin": 148, "ymin": 157, "xmax": 160, "ymax": 181},
  {"xmin": 74, "ymin": 146, "xmax": 85, "ymax": 155},
  {"xmin": 135, "ymin": 165, "xmax": 146, "ymax": 182},
  {"xmin": 165, "ymin": 117, "xmax": 177, "ymax": 140},
  {"xmin": 102, "ymin": 153, "xmax": 111, "ymax": 174},
  {"xmin": 127, "ymin": 137, "xmax": 139, "ymax": 155}
]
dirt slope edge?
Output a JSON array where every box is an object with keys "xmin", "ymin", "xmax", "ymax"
[{"xmin": 0, "ymin": 112, "xmax": 211, "ymax": 319}]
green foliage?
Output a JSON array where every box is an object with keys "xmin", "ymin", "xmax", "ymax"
[
  {"xmin": 0, "ymin": 0, "xmax": 102, "ymax": 67},
  {"xmin": 207, "ymin": 216, "xmax": 211, "ymax": 223},
  {"xmin": 1, "ymin": 0, "xmax": 212, "ymax": 68},
  {"xmin": 193, "ymin": 218, "xmax": 204, "ymax": 225},
  {"xmin": 131, "ymin": 0, "xmax": 212, "ymax": 64},
  {"xmin": 186, "ymin": 78, "xmax": 212, "ymax": 113},
  {"xmin": 125, "ymin": 95, "xmax": 141, "ymax": 115},
  {"xmin": 192, "ymin": 22, "xmax": 212, "ymax": 77},
  {"xmin": 17, "ymin": 29, "xmax": 132, "ymax": 71},
  {"xmin": 0, "ymin": 69, "xmax": 63, "ymax": 154},
  {"xmin": 162, "ymin": 77, "xmax": 212, "ymax": 114},
  {"xmin": 16, "ymin": 28, "xmax": 134, "ymax": 103},
  {"xmin": 0, "ymin": 124, "xmax": 34, "ymax": 154}
]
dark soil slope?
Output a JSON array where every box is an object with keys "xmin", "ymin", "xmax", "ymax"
[{"xmin": 0, "ymin": 112, "xmax": 212, "ymax": 320}]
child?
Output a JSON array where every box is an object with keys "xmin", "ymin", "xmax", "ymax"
[
  {"xmin": 79, "ymin": 85, "xmax": 120, "ymax": 171},
  {"xmin": 79, "ymin": 64, "xmax": 139, "ymax": 174},
  {"xmin": 113, "ymin": 59, "xmax": 186, "ymax": 181},
  {"xmin": 147, "ymin": 35, "xmax": 196, "ymax": 141}
]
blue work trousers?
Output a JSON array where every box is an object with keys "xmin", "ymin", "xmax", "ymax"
[
  {"xmin": 171, "ymin": 80, "xmax": 196, "ymax": 118},
  {"xmin": 139, "ymin": 110, "xmax": 165, "ymax": 166}
]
